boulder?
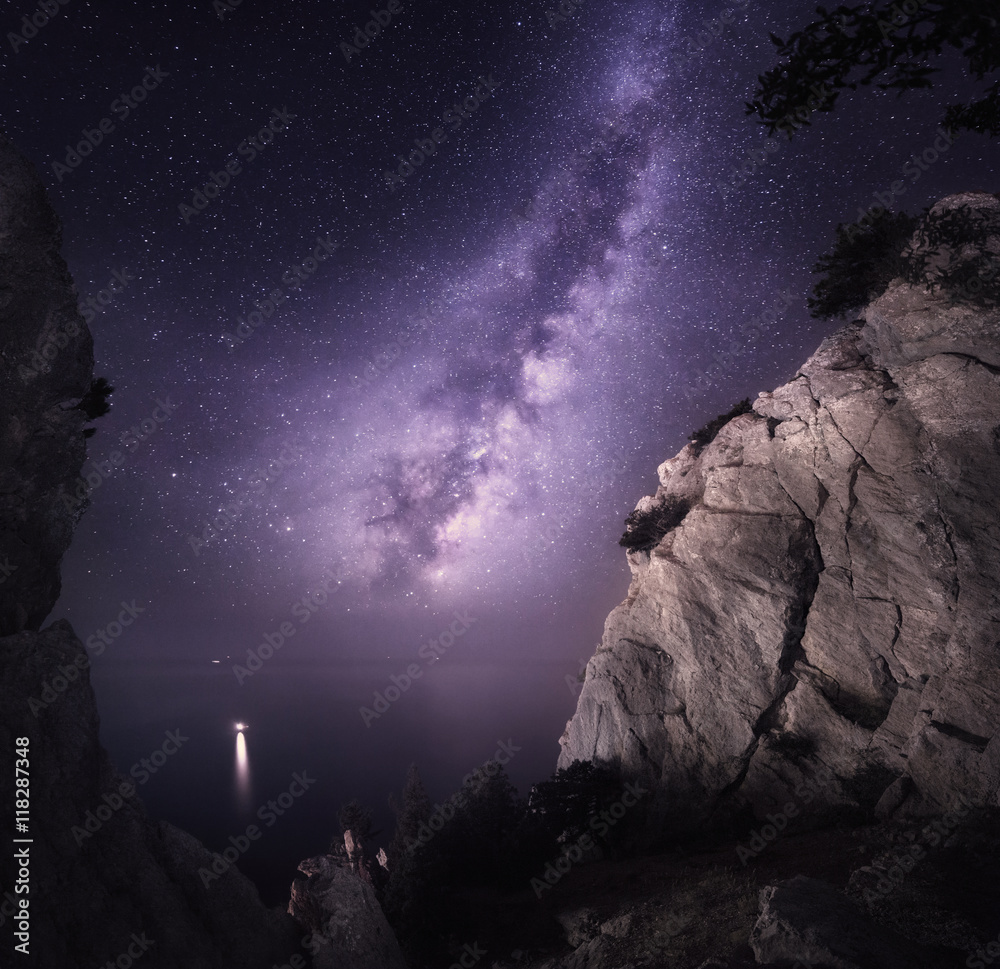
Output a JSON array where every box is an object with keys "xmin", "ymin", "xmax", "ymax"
[
  {"xmin": 288, "ymin": 853, "xmax": 407, "ymax": 969},
  {"xmin": 749, "ymin": 875, "xmax": 936, "ymax": 968}
]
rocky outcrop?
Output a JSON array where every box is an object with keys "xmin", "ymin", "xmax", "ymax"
[
  {"xmin": 0, "ymin": 138, "xmax": 305, "ymax": 967},
  {"xmin": 750, "ymin": 876, "xmax": 939, "ymax": 969},
  {"xmin": 0, "ymin": 133, "xmax": 94, "ymax": 635},
  {"xmin": 288, "ymin": 850, "xmax": 407, "ymax": 969},
  {"xmin": 0, "ymin": 621, "xmax": 302, "ymax": 968},
  {"xmin": 559, "ymin": 193, "xmax": 1000, "ymax": 826}
]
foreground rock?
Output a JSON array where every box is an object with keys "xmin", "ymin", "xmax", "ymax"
[
  {"xmin": 0, "ymin": 137, "xmax": 301, "ymax": 968},
  {"xmin": 0, "ymin": 134, "xmax": 94, "ymax": 635},
  {"xmin": 288, "ymin": 849, "xmax": 407, "ymax": 969},
  {"xmin": 0, "ymin": 622, "xmax": 301, "ymax": 968},
  {"xmin": 559, "ymin": 192, "xmax": 1000, "ymax": 827},
  {"xmin": 750, "ymin": 875, "xmax": 939, "ymax": 968}
]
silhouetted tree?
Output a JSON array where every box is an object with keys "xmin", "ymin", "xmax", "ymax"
[
  {"xmin": 901, "ymin": 202, "xmax": 1000, "ymax": 307},
  {"xmin": 746, "ymin": 3, "xmax": 1000, "ymax": 138},
  {"xmin": 434, "ymin": 764, "xmax": 524, "ymax": 887},
  {"xmin": 383, "ymin": 765, "xmax": 453, "ymax": 968},
  {"xmin": 690, "ymin": 397, "xmax": 753, "ymax": 452},
  {"xmin": 386, "ymin": 764, "xmax": 431, "ymax": 867},
  {"xmin": 383, "ymin": 761, "xmax": 534, "ymax": 965},
  {"xmin": 334, "ymin": 798, "xmax": 374, "ymax": 847},
  {"xmin": 526, "ymin": 760, "xmax": 623, "ymax": 845},
  {"xmin": 619, "ymin": 496, "xmax": 692, "ymax": 552},
  {"xmin": 808, "ymin": 211, "xmax": 919, "ymax": 318},
  {"xmin": 75, "ymin": 377, "xmax": 114, "ymax": 436}
]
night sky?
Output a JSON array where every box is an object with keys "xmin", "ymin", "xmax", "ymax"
[{"xmin": 4, "ymin": 0, "xmax": 992, "ymax": 901}]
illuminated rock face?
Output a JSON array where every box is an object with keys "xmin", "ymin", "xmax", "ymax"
[{"xmin": 560, "ymin": 193, "xmax": 1000, "ymax": 826}]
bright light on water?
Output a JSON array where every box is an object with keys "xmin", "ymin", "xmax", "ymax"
[{"xmin": 235, "ymin": 727, "xmax": 251, "ymax": 812}]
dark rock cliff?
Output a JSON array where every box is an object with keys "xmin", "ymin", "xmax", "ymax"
[
  {"xmin": 0, "ymin": 134, "xmax": 93, "ymax": 635},
  {"xmin": 1, "ymin": 623, "xmax": 302, "ymax": 969},
  {"xmin": 0, "ymin": 134, "xmax": 303, "ymax": 969}
]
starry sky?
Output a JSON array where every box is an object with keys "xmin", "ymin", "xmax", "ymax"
[{"xmin": 4, "ymin": 0, "xmax": 993, "ymax": 901}]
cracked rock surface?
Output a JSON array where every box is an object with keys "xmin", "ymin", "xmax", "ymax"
[{"xmin": 559, "ymin": 192, "xmax": 1000, "ymax": 826}]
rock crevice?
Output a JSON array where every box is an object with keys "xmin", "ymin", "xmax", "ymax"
[{"xmin": 559, "ymin": 192, "xmax": 1000, "ymax": 823}]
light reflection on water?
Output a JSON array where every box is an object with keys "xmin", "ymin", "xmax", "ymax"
[
  {"xmin": 92, "ymin": 659, "xmax": 565, "ymax": 903},
  {"xmin": 235, "ymin": 729, "xmax": 252, "ymax": 812}
]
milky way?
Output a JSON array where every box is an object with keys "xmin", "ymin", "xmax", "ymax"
[{"xmin": 4, "ymin": 0, "xmax": 990, "ymax": 899}]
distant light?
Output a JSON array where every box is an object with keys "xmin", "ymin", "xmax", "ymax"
[
  {"xmin": 211, "ymin": 660, "xmax": 220, "ymax": 664},
  {"xmin": 235, "ymin": 722, "xmax": 248, "ymax": 731}
]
